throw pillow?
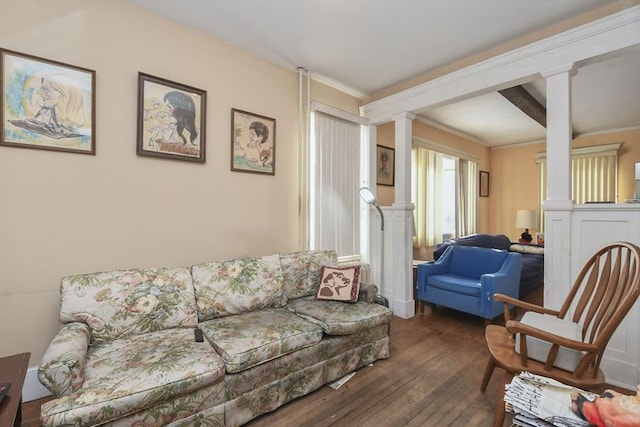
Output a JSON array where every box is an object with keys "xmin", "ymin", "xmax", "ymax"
[
  {"xmin": 316, "ymin": 265, "xmax": 361, "ymax": 302},
  {"xmin": 509, "ymin": 243, "xmax": 545, "ymax": 255}
]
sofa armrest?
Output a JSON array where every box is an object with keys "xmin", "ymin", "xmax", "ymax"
[
  {"xmin": 479, "ymin": 252, "xmax": 522, "ymax": 318},
  {"xmin": 358, "ymin": 283, "xmax": 378, "ymax": 303},
  {"xmin": 38, "ymin": 322, "xmax": 90, "ymax": 397}
]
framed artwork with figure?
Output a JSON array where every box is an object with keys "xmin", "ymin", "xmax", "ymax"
[
  {"xmin": 1, "ymin": 48, "xmax": 96, "ymax": 154},
  {"xmin": 231, "ymin": 108, "xmax": 276, "ymax": 175},
  {"xmin": 376, "ymin": 145, "xmax": 395, "ymax": 186},
  {"xmin": 480, "ymin": 170, "xmax": 490, "ymax": 197},
  {"xmin": 137, "ymin": 72, "xmax": 206, "ymax": 163}
]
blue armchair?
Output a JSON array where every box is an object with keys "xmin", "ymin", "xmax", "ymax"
[{"xmin": 417, "ymin": 245, "xmax": 522, "ymax": 321}]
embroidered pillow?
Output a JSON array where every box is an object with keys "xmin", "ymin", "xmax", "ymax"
[{"xmin": 316, "ymin": 265, "xmax": 361, "ymax": 302}]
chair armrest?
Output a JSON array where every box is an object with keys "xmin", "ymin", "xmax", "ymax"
[
  {"xmin": 478, "ymin": 253, "xmax": 522, "ymax": 318},
  {"xmin": 505, "ymin": 320, "xmax": 597, "ymax": 353},
  {"xmin": 416, "ymin": 249, "xmax": 452, "ymax": 300},
  {"xmin": 358, "ymin": 283, "xmax": 378, "ymax": 303},
  {"xmin": 494, "ymin": 293, "xmax": 560, "ymax": 316},
  {"xmin": 38, "ymin": 322, "xmax": 90, "ymax": 397}
]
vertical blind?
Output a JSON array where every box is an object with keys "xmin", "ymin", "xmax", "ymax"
[
  {"xmin": 537, "ymin": 143, "xmax": 619, "ymax": 231},
  {"xmin": 309, "ymin": 110, "xmax": 361, "ymax": 257}
]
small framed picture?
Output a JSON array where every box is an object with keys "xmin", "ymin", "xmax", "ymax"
[
  {"xmin": 376, "ymin": 145, "xmax": 395, "ymax": 186},
  {"xmin": 479, "ymin": 170, "xmax": 490, "ymax": 197},
  {"xmin": 1, "ymin": 48, "xmax": 96, "ymax": 154},
  {"xmin": 137, "ymin": 73, "xmax": 206, "ymax": 163},
  {"xmin": 231, "ymin": 108, "xmax": 276, "ymax": 175}
]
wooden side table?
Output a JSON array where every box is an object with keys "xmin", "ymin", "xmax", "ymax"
[{"xmin": 0, "ymin": 352, "xmax": 31, "ymax": 427}]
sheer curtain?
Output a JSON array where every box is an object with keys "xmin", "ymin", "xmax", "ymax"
[
  {"xmin": 457, "ymin": 158, "xmax": 477, "ymax": 237},
  {"xmin": 412, "ymin": 145, "xmax": 477, "ymax": 248},
  {"xmin": 309, "ymin": 110, "xmax": 362, "ymax": 257},
  {"xmin": 412, "ymin": 146, "xmax": 443, "ymax": 247}
]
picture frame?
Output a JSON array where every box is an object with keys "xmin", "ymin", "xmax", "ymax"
[
  {"xmin": 376, "ymin": 145, "xmax": 395, "ymax": 186},
  {"xmin": 1, "ymin": 48, "xmax": 96, "ymax": 154},
  {"xmin": 231, "ymin": 108, "xmax": 276, "ymax": 175},
  {"xmin": 479, "ymin": 170, "xmax": 490, "ymax": 197},
  {"xmin": 137, "ymin": 72, "xmax": 206, "ymax": 163}
]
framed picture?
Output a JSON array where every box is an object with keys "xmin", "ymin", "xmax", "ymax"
[
  {"xmin": 231, "ymin": 108, "xmax": 276, "ymax": 175},
  {"xmin": 1, "ymin": 48, "xmax": 96, "ymax": 154},
  {"xmin": 376, "ymin": 145, "xmax": 395, "ymax": 186},
  {"xmin": 137, "ymin": 72, "xmax": 206, "ymax": 163},
  {"xmin": 479, "ymin": 170, "xmax": 490, "ymax": 197}
]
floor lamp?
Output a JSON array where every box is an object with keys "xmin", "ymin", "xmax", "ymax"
[{"xmin": 359, "ymin": 187, "xmax": 387, "ymax": 306}]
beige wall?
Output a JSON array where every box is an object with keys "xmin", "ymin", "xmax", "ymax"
[
  {"xmin": 0, "ymin": 1, "xmax": 360, "ymax": 364},
  {"xmin": 490, "ymin": 128, "xmax": 640, "ymax": 239}
]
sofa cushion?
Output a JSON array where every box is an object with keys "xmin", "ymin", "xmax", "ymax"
[
  {"xmin": 199, "ymin": 308, "xmax": 323, "ymax": 373},
  {"xmin": 192, "ymin": 254, "xmax": 286, "ymax": 321},
  {"xmin": 316, "ymin": 265, "xmax": 361, "ymax": 302},
  {"xmin": 426, "ymin": 274, "xmax": 482, "ymax": 297},
  {"xmin": 280, "ymin": 250, "xmax": 338, "ymax": 299},
  {"xmin": 40, "ymin": 328, "xmax": 225, "ymax": 427},
  {"xmin": 60, "ymin": 267, "xmax": 198, "ymax": 344},
  {"xmin": 286, "ymin": 296, "xmax": 392, "ymax": 335}
]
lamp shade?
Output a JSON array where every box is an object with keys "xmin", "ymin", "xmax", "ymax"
[
  {"xmin": 359, "ymin": 187, "xmax": 377, "ymax": 204},
  {"xmin": 515, "ymin": 210, "xmax": 537, "ymax": 229}
]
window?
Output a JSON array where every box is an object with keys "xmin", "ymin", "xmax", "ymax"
[
  {"xmin": 412, "ymin": 142, "xmax": 477, "ymax": 247},
  {"xmin": 308, "ymin": 104, "xmax": 368, "ymax": 259},
  {"xmin": 536, "ymin": 143, "xmax": 619, "ymax": 231}
]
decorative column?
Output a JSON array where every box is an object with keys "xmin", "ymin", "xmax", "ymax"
[
  {"xmin": 541, "ymin": 63, "xmax": 575, "ymax": 310},
  {"xmin": 386, "ymin": 112, "xmax": 416, "ymax": 318}
]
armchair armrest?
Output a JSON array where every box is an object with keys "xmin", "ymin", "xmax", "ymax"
[
  {"xmin": 478, "ymin": 252, "xmax": 521, "ymax": 317},
  {"xmin": 358, "ymin": 283, "xmax": 378, "ymax": 303},
  {"xmin": 505, "ymin": 320, "xmax": 596, "ymax": 353},
  {"xmin": 38, "ymin": 322, "xmax": 90, "ymax": 397},
  {"xmin": 494, "ymin": 293, "xmax": 559, "ymax": 322}
]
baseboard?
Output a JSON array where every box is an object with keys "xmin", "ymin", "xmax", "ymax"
[{"xmin": 23, "ymin": 367, "xmax": 51, "ymax": 402}]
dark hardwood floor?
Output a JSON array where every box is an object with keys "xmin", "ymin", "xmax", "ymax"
[{"xmin": 22, "ymin": 288, "xmax": 630, "ymax": 426}]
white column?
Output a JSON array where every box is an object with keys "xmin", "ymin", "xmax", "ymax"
[
  {"xmin": 386, "ymin": 112, "xmax": 415, "ymax": 318},
  {"xmin": 541, "ymin": 64, "xmax": 575, "ymax": 310}
]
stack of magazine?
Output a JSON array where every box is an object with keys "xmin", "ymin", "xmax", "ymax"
[{"xmin": 505, "ymin": 372, "xmax": 595, "ymax": 427}]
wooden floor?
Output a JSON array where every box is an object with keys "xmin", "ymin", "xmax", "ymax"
[{"xmin": 22, "ymin": 291, "xmax": 629, "ymax": 426}]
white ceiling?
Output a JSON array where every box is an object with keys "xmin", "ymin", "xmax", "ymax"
[{"xmin": 126, "ymin": 0, "xmax": 640, "ymax": 146}]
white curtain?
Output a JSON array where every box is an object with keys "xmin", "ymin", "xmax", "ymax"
[
  {"xmin": 309, "ymin": 110, "xmax": 361, "ymax": 257},
  {"xmin": 412, "ymin": 145, "xmax": 477, "ymax": 248},
  {"xmin": 412, "ymin": 147, "xmax": 442, "ymax": 247},
  {"xmin": 457, "ymin": 158, "xmax": 477, "ymax": 237}
]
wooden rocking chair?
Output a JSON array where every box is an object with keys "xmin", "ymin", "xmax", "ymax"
[{"xmin": 480, "ymin": 241, "xmax": 640, "ymax": 427}]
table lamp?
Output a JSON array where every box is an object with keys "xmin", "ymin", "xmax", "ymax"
[{"xmin": 515, "ymin": 210, "xmax": 537, "ymax": 243}]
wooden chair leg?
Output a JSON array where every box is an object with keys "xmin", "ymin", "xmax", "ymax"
[
  {"xmin": 480, "ymin": 357, "xmax": 495, "ymax": 392},
  {"xmin": 492, "ymin": 370, "xmax": 514, "ymax": 427}
]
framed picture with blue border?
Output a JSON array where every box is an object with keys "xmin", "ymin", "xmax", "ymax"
[{"xmin": 1, "ymin": 48, "xmax": 96, "ymax": 154}]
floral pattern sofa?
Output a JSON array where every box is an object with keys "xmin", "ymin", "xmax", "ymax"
[{"xmin": 38, "ymin": 250, "xmax": 391, "ymax": 426}]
